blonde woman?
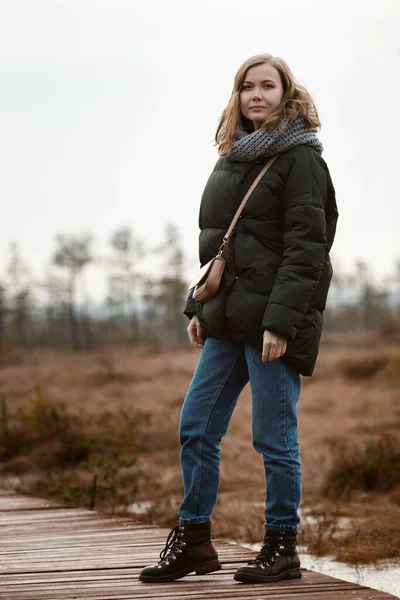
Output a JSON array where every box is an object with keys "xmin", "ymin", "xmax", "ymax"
[{"xmin": 139, "ymin": 53, "xmax": 338, "ymax": 585}]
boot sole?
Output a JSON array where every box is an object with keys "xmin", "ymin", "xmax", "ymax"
[
  {"xmin": 139, "ymin": 559, "xmax": 222, "ymax": 583},
  {"xmin": 234, "ymin": 568, "xmax": 302, "ymax": 583}
]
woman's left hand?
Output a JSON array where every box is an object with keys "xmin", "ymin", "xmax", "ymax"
[{"xmin": 262, "ymin": 329, "xmax": 287, "ymax": 362}]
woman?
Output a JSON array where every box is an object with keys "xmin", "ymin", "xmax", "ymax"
[{"xmin": 139, "ymin": 53, "xmax": 338, "ymax": 585}]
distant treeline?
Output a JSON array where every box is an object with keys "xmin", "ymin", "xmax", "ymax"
[{"xmin": 0, "ymin": 225, "xmax": 399, "ymax": 352}]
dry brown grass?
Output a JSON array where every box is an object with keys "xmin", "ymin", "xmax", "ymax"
[{"xmin": 0, "ymin": 328, "xmax": 399, "ymax": 564}]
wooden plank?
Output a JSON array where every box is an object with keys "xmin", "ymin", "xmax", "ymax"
[
  {"xmin": 2, "ymin": 568, "xmax": 338, "ymax": 585},
  {"xmin": 0, "ymin": 586, "xmax": 365, "ymax": 598},
  {"xmin": 0, "ymin": 588, "xmax": 394, "ymax": 600},
  {"xmin": 0, "ymin": 576, "xmax": 372, "ymax": 592},
  {"xmin": 0, "ymin": 579, "xmax": 364, "ymax": 592}
]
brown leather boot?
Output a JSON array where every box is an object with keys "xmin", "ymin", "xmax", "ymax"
[
  {"xmin": 139, "ymin": 521, "xmax": 222, "ymax": 583},
  {"xmin": 234, "ymin": 529, "xmax": 302, "ymax": 583}
]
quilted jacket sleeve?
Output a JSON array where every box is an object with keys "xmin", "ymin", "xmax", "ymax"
[{"xmin": 262, "ymin": 148, "xmax": 328, "ymax": 341}]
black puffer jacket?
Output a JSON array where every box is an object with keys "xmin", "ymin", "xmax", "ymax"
[{"xmin": 184, "ymin": 144, "xmax": 338, "ymax": 376}]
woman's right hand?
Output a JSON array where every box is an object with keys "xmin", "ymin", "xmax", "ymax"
[{"xmin": 187, "ymin": 315, "xmax": 204, "ymax": 348}]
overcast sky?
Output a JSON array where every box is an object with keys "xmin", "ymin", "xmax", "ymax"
[{"xmin": 0, "ymin": 0, "xmax": 399, "ymax": 302}]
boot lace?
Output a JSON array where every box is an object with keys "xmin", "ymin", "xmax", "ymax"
[
  {"xmin": 158, "ymin": 525, "xmax": 187, "ymax": 564},
  {"xmin": 247, "ymin": 530, "xmax": 284, "ymax": 567}
]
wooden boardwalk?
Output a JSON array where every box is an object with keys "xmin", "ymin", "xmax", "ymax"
[{"xmin": 0, "ymin": 490, "xmax": 397, "ymax": 600}]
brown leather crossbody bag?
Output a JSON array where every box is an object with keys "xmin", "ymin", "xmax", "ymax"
[{"xmin": 188, "ymin": 154, "xmax": 279, "ymax": 302}]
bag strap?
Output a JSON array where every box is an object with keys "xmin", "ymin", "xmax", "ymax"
[{"xmin": 217, "ymin": 154, "xmax": 279, "ymax": 256}]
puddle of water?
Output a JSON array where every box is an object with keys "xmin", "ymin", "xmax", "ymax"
[
  {"xmin": 298, "ymin": 552, "xmax": 400, "ymax": 599},
  {"xmin": 126, "ymin": 500, "xmax": 153, "ymax": 514}
]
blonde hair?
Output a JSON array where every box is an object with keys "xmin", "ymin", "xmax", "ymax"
[{"xmin": 215, "ymin": 53, "xmax": 321, "ymax": 157}]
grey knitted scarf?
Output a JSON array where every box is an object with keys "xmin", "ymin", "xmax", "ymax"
[{"xmin": 219, "ymin": 114, "xmax": 323, "ymax": 162}]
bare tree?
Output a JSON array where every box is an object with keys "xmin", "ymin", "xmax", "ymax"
[
  {"xmin": 106, "ymin": 227, "xmax": 145, "ymax": 342},
  {"xmin": 384, "ymin": 258, "xmax": 400, "ymax": 319},
  {"xmin": 154, "ymin": 223, "xmax": 188, "ymax": 344},
  {"xmin": 5, "ymin": 242, "xmax": 33, "ymax": 348},
  {"xmin": 0, "ymin": 283, "xmax": 5, "ymax": 352},
  {"xmin": 51, "ymin": 233, "xmax": 93, "ymax": 351},
  {"xmin": 353, "ymin": 260, "xmax": 390, "ymax": 329},
  {"xmin": 140, "ymin": 275, "xmax": 160, "ymax": 336},
  {"xmin": 38, "ymin": 270, "xmax": 71, "ymax": 348}
]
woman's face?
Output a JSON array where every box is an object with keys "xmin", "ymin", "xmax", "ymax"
[{"xmin": 240, "ymin": 63, "xmax": 284, "ymax": 130}]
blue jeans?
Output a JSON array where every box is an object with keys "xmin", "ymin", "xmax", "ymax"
[{"xmin": 178, "ymin": 337, "xmax": 302, "ymax": 532}]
